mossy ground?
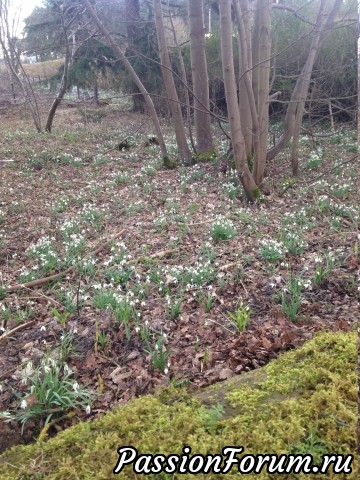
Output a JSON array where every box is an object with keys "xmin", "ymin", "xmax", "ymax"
[{"xmin": 0, "ymin": 330, "xmax": 357, "ymax": 479}]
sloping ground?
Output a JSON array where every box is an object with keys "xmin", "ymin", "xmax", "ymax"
[
  {"xmin": 0, "ymin": 109, "xmax": 358, "ymax": 456},
  {"xmin": 0, "ymin": 330, "xmax": 357, "ymax": 479}
]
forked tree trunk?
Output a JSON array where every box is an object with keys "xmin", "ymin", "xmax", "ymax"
[
  {"xmin": 234, "ymin": 0, "xmax": 270, "ymax": 187},
  {"xmin": 252, "ymin": 0, "xmax": 271, "ymax": 185},
  {"xmin": 188, "ymin": 0, "xmax": 214, "ymax": 155},
  {"xmin": 234, "ymin": 0, "xmax": 259, "ymax": 165},
  {"xmin": 290, "ymin": 0, "xmax": 337, "ymax": 176},
  {"xmin": 45, "ymin": 14, "xmax": 72, "ymax": 132},
  {"xmin": 219, "ymin": 0, "xmax": 258, "ymax": 202},
  {"xmin": 153, "ymin": 0, "xmax": 192, "ymax": 163},
  {"xmin": 81, "ymin": 0, "xmax": 168, "ymax": 158},
  {"xmin": 267, "ymin": 0, "xmax": 342, "ymax": 172}
]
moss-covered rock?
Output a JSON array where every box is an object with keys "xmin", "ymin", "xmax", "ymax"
[{"xmin": 0, "ymin": 331, "xmax": 357, "ymax": 479}]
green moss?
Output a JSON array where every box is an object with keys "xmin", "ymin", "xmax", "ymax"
[
  {"xmin": 163, "ymin": 156, "xmax": 177, "ymax": 169},
  {"xmin": 0, "ymin": 331, "xmax": 357, "ymax": 479},
  {"xmin": 195, "ymin": 151, "xmax": 216, "ymax": 163}
]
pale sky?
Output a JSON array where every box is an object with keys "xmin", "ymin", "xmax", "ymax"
[{"xmin": 11, "ymin": 0, "xmax": 44, "ymax": 36}]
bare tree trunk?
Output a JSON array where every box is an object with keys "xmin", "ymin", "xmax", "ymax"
[
  {"xmin": 188, "ymin": 0, "xmax": 214, "ymax": 155},
  {"xmin": 93, "ymin": 80, "xmax": 99, "ymax": 106},
  {"xmin": 290, "ymin": 0, "xmax": 328, "ymax": 176},
  {"xmin": 219, "ymin": 0, "xmax": 258, "ymax": 202},
  {"xmin": 153, "ymin": 0, "xmax": 192, "ymax": 163},
  {"xmin": 45, "ymin": 12, "xmax": 72, "ymax": 132},
  {"xmin": 252, "ymin": 0, "xmax": 271, "ymax": 185},
  {"xmin": 267, "ymin": 0, "xmax": 342, "ymax": 168},
  {"xmin": 124, "ymin": 0, "xmax": 144, "ymax": 113},
  {"xmin": 234, "ymin": 0, "xmax": 259, "ymax": 166},
  {"xmin": 81, "ymin": 0, "xmax": 168, "ymax": 158},
  {"xmin": 0, "ymin": 2, "xmax": 42, "ymax": 131},
  {"xmin": 168, "ymin": 10, "xmax": 196, "ymax": 154}
]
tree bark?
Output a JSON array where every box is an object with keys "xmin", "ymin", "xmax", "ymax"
[
  {"xmin": 153, "ymin": 0, "xmax": 192, "ymax": 163},
  {"xmin": 219, "ymin": 0, "xmax": 258, "ymax": 202},
  {"xmin": 124, "ymin": 0, "xmax": 144, "ymax": 113},
  {"xmin": 267, "ymin": 0, "xmax": 343, "ymax": 170},
  {"xmin": 45, "ymin": 12, "xmax": 72, "ymax": 132},
  {"xmin": 234, "ymin": 0, "xmax": 259, "ymax": 166},
  {"xmin": 188, "ymin": 0, "xmax": 214, "ymax": 155},
  {"xmin": 252, "ymin": 0, "xmax": 271, "ymax": 185},
  {"xmin": 81, "ymin": 0, "xmax": 168, "ymax": 158}
]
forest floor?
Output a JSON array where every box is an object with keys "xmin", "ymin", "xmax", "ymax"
[{"xmin": 0, "ymin": 102, "xmax": 358, "ymax": 452}]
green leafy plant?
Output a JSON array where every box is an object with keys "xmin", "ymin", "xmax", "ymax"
[
  {"xmin": 114, "ymin": 300, "xmax": 135, "ymax": 340},
  {"xmin": 197, "ymin": 291, "xmax": 214, "ymax": 312},
  {"xmin": 93, "ymin": 290, "xmax": 118, "ymax": 311},
  {"xmin": 1, "ymin": 358, "xmax": 95, "ymax": 430},
  {"xmin": 95, "ymin": 330, "xmax": 107, "ymax": 350},
  {"xmin": 313, "ymin": 254, "xmax": 334, "ymax": 285},
  {"xmin": 260, "ymin": 238, "xmax": 287, "ymax": 262},
  {"xmin": 281, "ymin": 230, "xmax": 307, "ymax": 256},
  {"xmin": 210, "ymin": 217, "xmax": 236, "ymax": 242},
  {"xmin": 51, "ymin": 307, "xmax": 71, "ymax": 328},
  {"xmin": 198, "ymin": 404, "xmax": 224, "ymax": 433},
  {"xmin": 145, "ymin": 337, "xmax": 171, "ymax": 372},
  {"xmin": 166, "ymin": 297, "xmax": 182, "ymax": 320},
  {"xmin": 280, "ymin": 277, "xmax": 303, "ymax": 322},
  {"xmin": 57, "ymin": 331, "xmax": 76, "ymax": 361},
  {"xmin": 227, "ymin": 301, "xmax": 251, "ymax": 332}
]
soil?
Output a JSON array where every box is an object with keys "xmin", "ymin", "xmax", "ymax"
[{"xmin": 0, "ymin": 104, "xmax": 358, "ymax": 453}]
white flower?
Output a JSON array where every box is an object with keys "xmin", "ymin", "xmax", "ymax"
[
  {"xmin": 85, "ymin": 405, "xmax": 91, "ymax": 415},
  {"xmin": 63, "ymin": 364, "xmax": 72, "ymax": 374},
  {"xmin": 72, "ymin": 382, "xmax": 79, "ymax": 392},
  {"xmin": 20, "ymin": 399, "xmax": 28, "ymax": 409},
  {"xmin": 40, "ymin": 325, "xmax": 46, "ymax": 332}
]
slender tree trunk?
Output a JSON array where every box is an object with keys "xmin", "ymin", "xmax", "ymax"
[
  {"xmin": 45, "ymin": 15, "xmax": 71, "ymax": 132},
  {"xmin": 124, "ymin": 0, "xmax": 144, "ymax": 113},
  {"xmin": 290, "ymin": 0, "xmax": 329, "ymax": 176},
  {"xmin": 93, "ymin": 80, "xmax": 99, "ymax": 106},
  {"xmin": 267, "ymin": 0, "xmax": 342, "ymax": 167},
  {"xmin": 219, "ymin": 0, "xmax": 257, "ymax": 202},
  {"xmin": 252, "ymin": 0, "xmax": 271, "ymax": 185},
  {"xmin": 153, "ymin": 0, "xmax": 192, "ymax": 163},
  {"xmin": 234, "ymin": 0, "xmax": 259, "ymax": 164},
  {"xmin": 0, "ymin": 7, "xmax": 42, "ymax": 132},
  {"xmin": 188, "ymin": 0, "xmax": 214, "ymax": 155},
  {"xmin": 81, "ymin": 0, "xmax": 168, "ymax": 158},
  {"xmin": 168, "ymin": 10, "xmax": 196, "ymax": 154}
]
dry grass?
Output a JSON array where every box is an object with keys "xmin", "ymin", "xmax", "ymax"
[{"xmin": 0, "ymin": 58, "xmax": 64, "ymax": 79}]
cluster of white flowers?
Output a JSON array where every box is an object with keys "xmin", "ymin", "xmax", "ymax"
[
  {"xmin": 26, "ymin": 236, "xmax": 56, "ymax": 257},
  {"xmin": 260, "ymin": 238, "xmax": 287, "ymax": 258},
  {"xmin": 80, "ymin": 203, "xmax": 102, "ymax": 222},
  {"xmin": 222, "ymin": 181, "xmax": 238, "ymax": 199},
  {"xmin": 211, "ymin": 214, "xmax": 235, "ymax": 230},
  {"xmin": 162, "ymin": 260, "xmax": 215, "ymax": 290},
  {"xmin": 59, "ymin": 218, "xmax": 81, "ymax": 236}
]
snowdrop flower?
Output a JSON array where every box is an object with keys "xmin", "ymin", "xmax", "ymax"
[
  {"xmin": 25, "ymin": 362, "xmax": 34, "ymax": 376},
  {"xmin": 20, "ymin": 399, "xmax": 28, "ymax": 409},
  {"xmin": 85, "ymin": 405, "xmax": 91, "ymax": 415},
  {"xmin": 72, "ymin": 382, "xmax": 79, "ymax": 392},
  {"xmin": 40, "ymin": 325, "xmax": 46, "ymax": 332}
]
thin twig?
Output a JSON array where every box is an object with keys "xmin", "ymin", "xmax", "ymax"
[
  {"xmin": 0, "ymin": 320, "xmax": 36, "ymax": 343},
  {"xmin": 5, "ymin": 228, "xmax": 127, "ymax": 293},
  {"xmin": 279, "ymin": 155, "xmax": 358, "ymax": 197}
]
